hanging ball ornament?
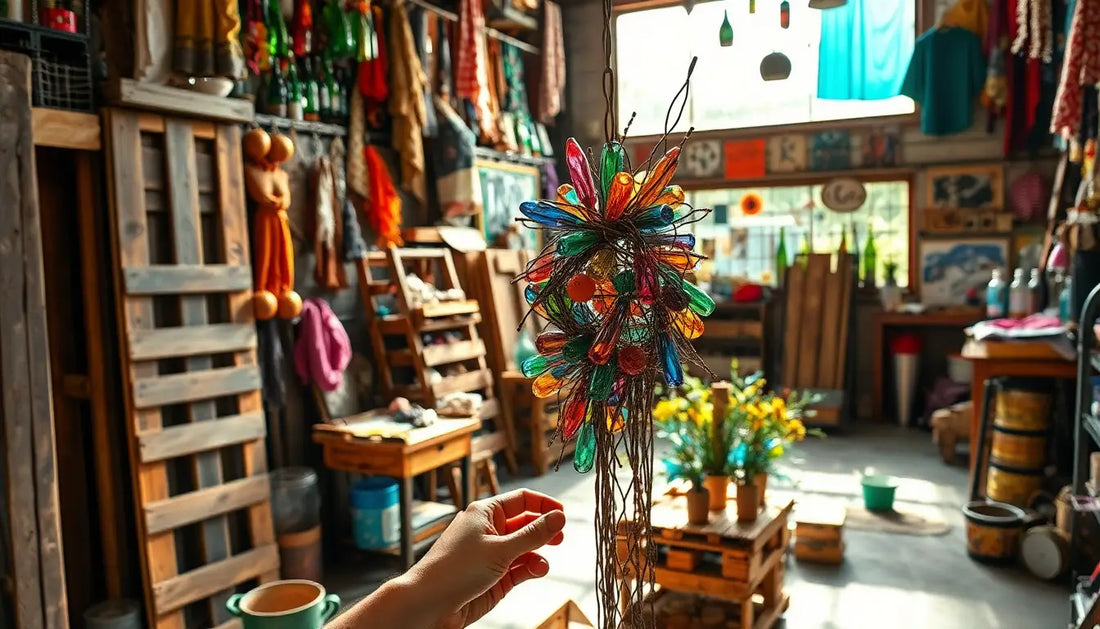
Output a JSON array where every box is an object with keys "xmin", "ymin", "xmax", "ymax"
[
  {"xmin": 618, "ymin": 345, "xmax": 648, "ymax": 375},
  {"xmin": 567, "ymin": 273, "xmax": 597, "ymax": 302},
  {"xmin": 760, "ymin": 51, "xmax": 792, "ymax": 81}
]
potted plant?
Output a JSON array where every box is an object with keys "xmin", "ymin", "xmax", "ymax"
[
  {"xmin": 655, "ymin": 377, "xmax": 736, "ymax": 512},
  {"xmin": 654, "ymin": 391, "xmax": 711, "ymax": 525}
]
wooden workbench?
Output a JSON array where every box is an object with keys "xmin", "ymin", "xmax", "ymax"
[{"xmin": 313, "ymin": 416, "xmax": 480, "ymax": 568}]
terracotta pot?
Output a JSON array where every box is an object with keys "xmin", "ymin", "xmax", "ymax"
[
  {"xmin": 704, "ymin": 474, "xmax": 729, "ymax": 511},
  {"xmin": 686, "ymin": 488, "xmax": 710, "ymax": 525},
  {"xmin": 736, "ymin": 483, "xmax": 759, "ymax": 522},
  {"xmin": 754, "ymin": 472, "xmax": 768, "ymax": 506}
]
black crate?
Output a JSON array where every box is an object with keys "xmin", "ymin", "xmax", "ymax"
[{"xmin": 0, "ymin": 17, "xmax": 93, "ymax": 112}]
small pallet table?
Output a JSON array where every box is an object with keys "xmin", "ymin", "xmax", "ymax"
[
  {"xmin": 621, "ymin": 496, "xmax": 793, "ymax": 629},
  {"xmin": 313, "ymin": 417, "xmax": 479, "ymax": 569}
]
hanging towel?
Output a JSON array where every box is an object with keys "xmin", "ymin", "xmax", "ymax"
[
  {"xmin": 434, "ymin": 95, "xmax": 483, "ymax": 218},
  {"xmin": 294, "ymin": 298, "xmax": 352, "ymax": 392},
  {"xmin": 388, "ymin": 0, "xmax": 428, "ymax": 204},
  {"xmin": 364, "ymin": 145, "xmax": 404, "ymax": 248},
  {"xmin": 533, "ymin": 0, "xmax": 565, "ymax": 123},
  {"xmin": 342, "ymin": 198, "xmax": 368, "ymax": 261},
  {"xmin": 900, "ymin": 27, "xmax": 986, "ymax": 136},
  {"xmin": 817, "ymin": 0, "xmax": 915, "ymax": 101},
  {"xmin": 455, "ymin": 0, "xmax": 495, "ymax": 141},
  {"xmin": 1051, "ymin": 0, "xmax": 1100, "ymax": 141},
  {"xmin": 310, "ymin": 156, "xmax": 348, "ymax": 290}
]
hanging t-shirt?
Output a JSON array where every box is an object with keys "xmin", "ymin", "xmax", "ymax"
[
  {"xmin": 817, "ymin": 0, "xmax": 915, "ymax": 101},
  {"xmin": 900, "ymin": 27, "xmax": 987, "ymax": 136}
]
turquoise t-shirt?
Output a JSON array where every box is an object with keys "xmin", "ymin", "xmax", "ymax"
[
  {"xmin": 900, "ymin": 27, "xmax": 987, "ymax": 136},
  {"xmin": 818, "ymin": 0, "xmax": 915, "ymax": 101}
]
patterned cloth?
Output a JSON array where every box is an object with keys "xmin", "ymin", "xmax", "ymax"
[
  {"xmin": 455, "ymin": 0, "xmax": 495, "ymax": 140},
  {"xmin": 388, "ymin": 0, "xmax": 428, "ymax": 203},
  {"xmin": 1051, "ymin": 0, "xmax": 1100, "ymax": 140},
  {"xmin": 1011, "ymin": 0, "xmax": 1053, "ymax": 62},
  {"xmin": 536, "ymin": 0, "xmax": 566, "ymax": 123}
]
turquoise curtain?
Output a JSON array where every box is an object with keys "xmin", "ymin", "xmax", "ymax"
[{"xmin": 817, "ymin": 0, "xmax": 915, "ymax": 101}]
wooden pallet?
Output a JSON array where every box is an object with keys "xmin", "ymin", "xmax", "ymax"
[{"xmin": 104, "ymin": 109, "xmax": 278, "ymax": 629}]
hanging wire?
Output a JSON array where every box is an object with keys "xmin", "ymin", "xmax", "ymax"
[{"xmin": 601, "ymin": 0, "xmax": 617, "ymax": 143}]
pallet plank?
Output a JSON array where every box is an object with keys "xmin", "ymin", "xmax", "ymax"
[
  {"xmin": 152, "ymin": 544, "xmax": 279, "ymax": 614},
  {"xmin": 130, "ymin": 323, "xmax": 257, "ymax": 360},
  {"xmin": 133, "ymin": 365, "xmax": 260, "ymax": 408},
  {"xmin": 139, "ymin": 411, "xmax": 266, "ymax": 463},
  {"xmin": 423, "ymin": 339, "xmax": 487, "ymax": 367},
  {"xmin": 780, "ymin": 264, "xmax": 805, "ymax": 388},
  {"xmin": 795, "ymin": 254, "xmax": 829, "ymax": 388},
  {"xmin": 433, "ymin": 369, "xmax": 493, "ymax": 398},
  {"xmin": 817, "ymin": 255, "xmax": 844, "ymax": 390},
  {"xmin": 123, "ymin": 264, "xmax": 252, "ymax": 294},
  {"xmin": 144, "ymin": 475, "xmax": 272, "ymax": 535}
]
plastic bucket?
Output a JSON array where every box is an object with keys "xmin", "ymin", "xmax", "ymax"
[
  {"xmin": 861, "ymin": 475, "xmax": 899, "ymax": 512},
  {"xmin": 351, "ymin": 478, "xmax": 399, "ymax": 550}
]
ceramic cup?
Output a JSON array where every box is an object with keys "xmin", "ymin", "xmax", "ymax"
[{"xmin": 226, "ymin": 580, "xmax": 340, "ymax": 629}]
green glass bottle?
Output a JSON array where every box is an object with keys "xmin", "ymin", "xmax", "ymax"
[
  {"xmin": 719, "ymin": 10, "xmax": 733, "ymax": 47},
  {"xmin": 798, "ymin": 232, "xmax": 810, "ymax": 267},
  {"xmin": 316, "ymin": 55, "xmax": 332, "ymax": 119},
  {"xmin": 682, "ymin": 280, "xmax": 716, "ymax": 316},
  {"xmin": 265, "ymin": 0, "xmax": 290, "ymax": 59},
  {"xmin": 775, "ymin": 227, "xmax": 788, "ymax": 287},
  {"xmin": 301, "ymin": 56, "xmax": 320, "ymax": 121},
  {"xmin": 323, "ymin": 57, "xmax": 339, "ymax": 121},
  {"xmin": 862, "ymin": 225, "xmax": 878, "ymax": 288},
  {"xmin": 286, "ymin": 54, "xmax": 303, "ymax": 121},
  {"xmin": 838, "ymin": 228, "xmax": 847, "ymax": 254},
  {"xmin": 263, "ymin": 60, "xmax": 288, "ymax": 117}
]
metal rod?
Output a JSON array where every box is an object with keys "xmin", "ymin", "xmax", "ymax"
[{"xmin": 404, "ymin": 0, "xmax": 540, "ymax": 54}]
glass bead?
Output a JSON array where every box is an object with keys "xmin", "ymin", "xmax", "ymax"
[
  {"xmin": 561, "ymin": 392, "xmax": 588, "ymax": 439},
  {"xmin": 673, "ymin": 309, "xmax": 704, "ymax": 339},
  {"xmin": 631, "ymin": 147, "xmax": 681, "ymax": 212},
  {"xmin": 634, "ymin": 204, "xmax": 674, "ymax": 229},
  {"xmin": 535, "ymin": 331, "xmax": 568, "ymax": 354},
  {"xmin": 524, "ymin": 281, "xmax": 545, "ymax": 305},
  {"xmin": 522, "ymin": 352, "xmax": 563, "ymax": 378},
  {"xmin": 612, "ymin": 270, "xmax": 635, "ymax": 294},
  {"xmin": 588, "ymin": 249, "xmax": 618, "ymax": 280},
  {"xmin": 683, "ymin": 280, "xmax": 716, "ymax": 316},
  {"xmin": 656, "ymin": 249, "xmax": 698, "ymax": 272},
  {"xmin": 588, "ymin": 363, "xmax": 615, "ymax": 400},
  {"xmin": 654, "ymin": 185, "xmax": 685, "ymax": 208},
  {"xmin": 605, "ymin": 171, "xmax": 634, "ymax": 220},
  {"xmin": 617, "ymin": 344, "xmax": 647, "ymax": 375},
  {"xmin": 532, "ymin": 371, "xmax": 566, "ymax": 398},
  {"xmin": 573, "ymin": 421, "xmax": 596, "ymax": 473},
  {"xmin": 565, "ymin": 138, "xmax": 598, "ymax": 209},
  {"xmin": 600, "ymin": 142, "xmax": 625, "ymax": 204},
  {"xmin": 659, "ymin": 333, "xmax": 683, "ymax": 386},
  {"xmin": 563, "ymin": 335, "xmax": 593, "ymax": 363},
  {"xmin": 520, "ymin": 200, "xmax": 585, "ymax": 227},
  {"xmin": 526, "ymin": 252, "xmax": 555, "ymax": 282},
  {"xmin": 567, "ymin": 274, "xmax": 596, "ymax": 302},
  {"xmin": 557, "ymin": 183, "xmax": 581, "ymax": 206},
  {"xmin": 557, "ymin": 231, "xmax": 599, "ymax": 257}
]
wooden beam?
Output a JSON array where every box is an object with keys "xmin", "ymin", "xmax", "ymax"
[
  {"xmin": 31, "ymin": 107, "xmax": 101, "ymax": 150},
  {"xmin": 122, "ymin": 264, "xmax": 252, "ymax": 294},
  {"xmin": 132, "ymin": 365, "xmax": 260, "ymax": 409},
  {"xmin": 144, "ymin": 475, "xmax": 271, "ymax": 535},
  {"xmin": 138, "ymin": 411, "xmax": 266, "ymax": 463},
  {"xmin": 129, "ymin": 323, "xmax": 257, "ymax": 361},
  {"xmin": 152, "ymin": 544, "xmax": 279, "ymax": 614},
  {"xmin": 104, "ymin": 78, "xmax": 255, "ymax": 123}
]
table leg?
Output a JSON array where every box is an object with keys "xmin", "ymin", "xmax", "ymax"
[
  {"xmin": 460, "ymin": 453, "xmax": 473, "ymax": 509},
  {"xmin": 969, "ymin": 363, "xmax": 989, "ymax": 474},
  {"xmin": 399, "ymin": 475, "xmax": 415, "ymax": 569}
]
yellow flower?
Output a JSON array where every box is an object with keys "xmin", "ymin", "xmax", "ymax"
[
  {"xmin": 653, "ymin": 399, "xmax": 680, "ymax": 422},
  {"xmin": 787, "ymin": 419, "xmax": 806, "ymax": 441},
  {"xmin": 769, "ymin": 443, "xmax": 784, "ymax": 457}
]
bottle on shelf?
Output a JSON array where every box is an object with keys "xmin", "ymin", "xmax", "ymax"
[
  {"xmin": 1008, "ymin": 267, "xmax": 1029, "ymax": 318},
  {"xmin": 1060, "ymin": 276, "xmax": 1072, "ymax": 323},
  {"xmin": 302, "ymin": 56, "xmax": 320, "ymax": 121},
  {"xmin": 986, "ymin": 268, "xmax": 1006, "ymax": 319},
  {"xmin": 286, "ymin": 54, "xmax": 304, "ymax": 121},
  {"xmin": 838, "ymin": 228, "xmax": 847, "ymax": 255},
  {"xmin": 797, "ymin": 232, "xmax": 810, "ymax": 267},
  {"xmin": 1027, "ymin": 267, "xmax": 1042, "ymax": 315},
  {"xmin": 862, "ymin": 226, "xmax": 877, "ymax": 288},
  {"xmin": 316, "ymin": 54, "xmax": 332, "ymax": 120},
  {"xmin": 719, "ymin": 10, "xmax": 733, "ymax": 47},
  {"xmin": 880, "ymin": 259, "xmax": 902, "ymax": 312},
  {"xmin": 263, "ymin": 58, "xmax": 289, "ymax": 118},
  {"xmin": 775, "ymin": 226, "xmax": 788, "ymax": 287},
  {"xmin": 326, "ymin": 60, "xmax": 343, "ymax": 121},
  {"xmin": 266, "ymin": 0, "xmax": 290, "ymax": 60}
]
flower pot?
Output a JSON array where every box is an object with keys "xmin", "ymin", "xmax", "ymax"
[
  {"xmin": 704, "ymin": 475, "xmax": 729, "ymax": 511},
  {"xmin": 736, "ymin": 483, "xmax": 759, "ymax": 522},
  {"xmin": 754, "ymin": 472, "xmax": 768, "ymax": 506},
  {"xmin": 686, "ymin": 488, "xmax": 710, "ymax": 525}
]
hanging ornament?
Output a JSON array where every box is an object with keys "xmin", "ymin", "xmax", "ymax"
[
  {"xmin": 719, "ymin": 10, "xmax": 733, "ymax": 47},
  {"xmin": 780, "ymin": 0, "xmax": 790, "ymax": 28},
  {"xmin": 760, "ymin": 51, "xmax": 792, "ymax": 81},
  {"xmin": 749, "ymin": 0, "xmax": 756, "ymax": 13}
]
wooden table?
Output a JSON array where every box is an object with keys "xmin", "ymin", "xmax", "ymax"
[
  {"xmin": 872, "ymin": 310, "xmax": 981, "ymax": 422},
  {"xmin": 313, "ymin": 417, "xmax": 480, "ymax": 568},
  {"xmin": 961, "ymin": 340, "xmax": 1076, "ymax": 472}
]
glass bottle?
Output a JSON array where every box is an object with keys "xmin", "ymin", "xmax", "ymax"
[
  {"xmin": 1027, "ymin": 267, "xmax": 1042, "ymax": 315},
  {"xmin": 291, "ymin": 0, "xmax": 314, "ymax": 59},
  {"xmin": 986, "ymin": 268, "xmax": 1006, "ymax": 318},
  {"xmin": 1060, "ymin": 276, "xmax": 1072, "ymax": 323},
  {"xmin": 264, "ymin": 59, "xmax": 288, "ymax": 117},
  {"xmin": 1008, "ymin": 268, "xmax": 1028, "ymax": 318},
  {"xmin": 327, "ymin": 61, "xmax": 343, "ymax": 121},
  {"xmin": 301, "ymin": 56, "xmax": 320, "ymax": 121},
  {"xmin": 862, "ymin": 226, "xmax": 877, "ymax": 288},
  {"xmin": 775, "ymin": 227, "xmax": 788, "ymax": 287},
  {"xmin": 780, "ymin": 0, "xmax": 790, "ymax": 28},
  {"xmin": 266, "ymin": 0, "xmax": 290, "ymax": 60},
  {"xmin": 316, "ymin": 55, "xmax": 332, "ymax": 119},
  {"xmin": 719, "ymin": 11, "xmax": 733, "ymax": 47},
  {"xmin": 798, "ymin": 232, "xmax": 810, "ymax": 267},
  {"xmin": 286, "ymin": 54, "xmax": 303, "ymax": 121},
  {"xmin": 880, "ymin": 260, "xmax": 902, "ymax": 311},
  {"xmin": 838, "ymin": 228, "xmax": 847, "ymax": 254}
]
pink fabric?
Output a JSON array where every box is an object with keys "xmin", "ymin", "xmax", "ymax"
[
  {"xmin": 987, "ymin": 313, "xmax": 1062, "ymax": 330},
  {"xmin": 293, "ymin": 298, "xmax": 352, "ymax": 391}
]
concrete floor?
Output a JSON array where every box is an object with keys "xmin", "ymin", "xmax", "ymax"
[{"xmin": 332, "ymin": 426, "xmax": 1068, "ymax": 628}]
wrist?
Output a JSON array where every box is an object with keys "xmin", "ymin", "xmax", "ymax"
[{"xmin": 380, "ymin": 570, "xmax": 460, "ymax": 628}]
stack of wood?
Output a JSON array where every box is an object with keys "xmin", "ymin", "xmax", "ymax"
[
  {"xmin": 792, "ymin": 504, "xmax": 846, "ymax": 565},
  {"xmin": 931, "ymin": 401, "xmax": 972, "ymax": 464}
]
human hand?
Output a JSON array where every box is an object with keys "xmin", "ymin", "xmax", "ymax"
[{"xmin": 411, "ymin": 488, "xmax": 566, "ymax": 629}]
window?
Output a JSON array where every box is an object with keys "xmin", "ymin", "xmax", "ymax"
[
  {"xmin": 615, "ymin": 2, "xmax": 916, "ymax": 136},
  {"xmin": 688, "ymin": 179, "xmax": 910, "ymax": 288}
]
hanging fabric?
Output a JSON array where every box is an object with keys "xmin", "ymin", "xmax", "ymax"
[
  {"xmin": 486, "ymin": 38, "xmax": 514, "ymax": 150},
  {"xmin": 311, "ymin": 155, "xmax": 347, "ymax": 290},
  {"xmin": 293, "ymin": 298, "xmax": 352, "ymax": 392},
  {"xmin": 388, "ymin": 0, "xmax": 428, "ymax": 204},
  {"xmin": 455, "ymin": 0, "xmax": 495, "ymax": 141},
  {"xmin": 348, "ymin": 88, "xmax": 370, "ymax": 199},
  {"xmin": 363, "ymin": 146, "xmax": 404, "ymax": 248},
  {"xmin": 433, "ymin": 96, "xmax": 484, "ymax": 219},
  {"xmin": 410, "ymin": 6, "xmax": 440, "ymax": 138},
  {"xmin": 257, "ymin": 319, "xmax": 287, "ymax": 409},
  {"xmin": 176, "ymin": 1, "xmax": 245, "ymax": 77},
  {"xmin": 1011, "ymin": 0, "xmax": 1053, "ymax": 62},
  {"xmin": 1051, "ymin": 0, "xmax": 1100, "ymax": 143},
  {"xmin": 358, "ymin": 4, "xmax": 390, "ymax": 125},
  {"xmin": 900, "ymin": 27, "xmax": 986, "ymax": 135},
  {"xmin": 940, "ymin": 0, "xmax": 989, "ymax": 50},
  {"xmin": 817, "ymin": 0, "xmax": 914, "ymax": 100},
  {"xmin": 532, "ymin": 0, "xmax": 566, "ymax": 124},
  {"xmin": 330, "ymin": 136, "xmax": 367, "ymax": 261}
]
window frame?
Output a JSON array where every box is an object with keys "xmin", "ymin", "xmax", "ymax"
[{"xmin": 610, "ymin": 0, "xmax": 931, "ymax": 141}]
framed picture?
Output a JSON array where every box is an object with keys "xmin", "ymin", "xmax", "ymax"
[
  {"xmin": 681, "ymin": 139, "xmax": 724, "ymax": 178},
  {"xmin": 476, "ymin": 159, "xmax": 541, "ymax": 250},
  {"xmin": 925, "ymin": 164, "xmax": 1005, "ymax": 210},
  {"xmin": 767, "ymin": 134, "xmax": 807, "ymax": 173},
  {"xmin": 810, "ymin": 131, "xmax": 852, "ymax": 171},
  {"xmin": 919, "ymin": 237, "xmax": 1009, "ymax": 306},
  {"xmin": 857, "ymin": 127, "xmax": 900, "ymax": 168}
]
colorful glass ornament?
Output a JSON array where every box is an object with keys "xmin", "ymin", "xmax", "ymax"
[
  {"xmin": 589, "ymin": 299, "xmax": 628, "ymax": 364},
  {"xmin": 573, "ymin": 422, "xmax": 597, "ymax": 472},
  {"xmin": 565, "ymin": 138, "xmax": 598, "ymax": 209},
  {"xmin": 558, "ymin": 231, "xmax": 600, "ymax": 256},
  {"xmin": 606, "ymin": 405, "xmax": 626, "ymax": 433},
  {"xmin": 719, "ymin": 10, "xmax": 733, "ymax": 47},
  {"xmin": 588, "ymin": 248, "xmax": 617, "ymax": 279},
  {"xmin": 618, "ymin": 345, "xmax": 647, "ymax": 375},
  {"xmin": 682, "ymin": 280, "xmax": 716, "ymax": 316},
  {"xmin": 561, "ymin": 392, "xmax": 588, "ymax": 438},
  {"xmin": 589, "ymin": 363, "xmax": 616, "ymax": 399},
  {"xmin": 533, "ymin": 371, "xmax": 567, "ymax": 398},
  {"xmin": 599, "ymin": 142, "xmax": 625, "ymax": 204},
  {"xmin": 522, "ymin": 352, "xmax": 564, "ymax": 378},
  {"xmin": 563, "ymin": 334, "xmax": 593, "ymax": 363},
  {"xmin": 780, "ymin": 0, "xmax": 790, "ymax": 28},
  {"xmin": 567, "ymin": 274, "xmax": 597, "ymax": 302},
  {"xmin": 536, "ymin": 331, "xmax": 568, "ymax": 354},
  {"xmin": 659, "ymin": 333, "xmax": 684, "ymax": 386},
  {"xmin": 672, "ymin": 309, "xmax": 705, "ymax": 339}
]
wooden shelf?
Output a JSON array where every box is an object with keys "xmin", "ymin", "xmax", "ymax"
[
  {"xmin": 254, "ymin": 113, "xmax": 347, "ymax": 137},
  {"xmin": 32, "ymin": 107, "xmax": 100, "ymax": 150},
  {"xmin": 104, "ymin": 78, "xmax": 254, "ymax": 123}
]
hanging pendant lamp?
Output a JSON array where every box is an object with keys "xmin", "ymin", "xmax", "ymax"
[
  {"xmin": 780, "ymin": 0, "xmax": 790, "ymax": 28},
  {"xmin": 719, "ymin": 10, "xmax": 733, "ymax": 46},
  {"xmin": 808, "ymin": 0, "xmax": 847, "ymax": 8},
  {"xmin": 760, "ymin": 51, "xmax": 791, "ymax": 81}
]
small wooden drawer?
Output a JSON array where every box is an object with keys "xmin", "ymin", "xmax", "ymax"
[
  {"xmin": 324, "ymin": 443, "xmax": 402, "ymax": 476},
  {"xmin": 666, "ymin": 548, "xmax": 702, "ymax": 572},
  {"xmin": 408, "ymin": 437, "xmax": 470, "ymax": 476},
  {"xmin": 793, "ymin": 538, "xmax": 844, "ymax": 564}
]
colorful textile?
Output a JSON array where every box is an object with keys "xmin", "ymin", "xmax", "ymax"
[
  {"xmin": 900, "ymin": 27, "xmax": 986, "ymax": 135},
  {"xmin": 311, "ymin": 156, "xmax": 348, "ymax": 290},
  {"xmin": 534, "ymin": 0, "xmax": 566, "ymax": 123},
  {"xmin": 433, "ymin": 96, "xmax": 483, "ymax": 218},
  {"xmin": 175, "ymin": 0, "xmax": 245, "ymax": 78},
  {"xmin": 357, "ymin": 6, "xmax": 390, "ymax": 118},
  {"xmin": 817, "ymin": 0, "xmax": 914, "ymax": 100},
  {"xmin": 388, "ymin": 0, "xmax": 428, "ymax": 203},
  {"xmin": 1011, "ymin": 0, "xmax": 1053, "ymax": 62},
  {"xmin": 363, "ymin": 146, "xmax": 404, "ymax": 248},
  {"xmin": 293, "ymin": 298, "xmax": 352, "ymax": 392},
  {"xmin": 455, "ymin": 0, "xmax": 495, "ymax": 140},
  {"xmin": 941, "ymin": 0, "xmax": 989, "ymax": 51},
  {"xmin": 1051, "ymin": 0, "xmax": 1100, "ymax": 140}
]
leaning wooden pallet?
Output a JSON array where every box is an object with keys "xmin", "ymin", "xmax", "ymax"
[{"xmin": 103, "ymin": 109, "xmax": 278, "ymax": 629}]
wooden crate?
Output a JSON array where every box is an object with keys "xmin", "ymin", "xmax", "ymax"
[
  {"xmin": 623, "ymin": 585, "xmax": 791, "ymax": 629},
  {"xmin": 793, "ymin": 539, "xmax": 845, "ymax": 565},
  {"xmin": 793, "ymin": 503, "xmax": 846, "ymax": 544},
  {"xmin": 104, "ymin": 109, "xmax": 278, "ymax": 628}
]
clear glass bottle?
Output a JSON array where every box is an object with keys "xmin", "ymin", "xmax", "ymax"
[
  {"xmin": 1027, "ymin": 268, "xmax": 1042, "ymax": 315},
  {"xmin": 1008, "ymin": 268, "xmax": 1028, "ymax": 318},
  {"xmin": 986, "ymin": 268, "xmax": 1006, "ymax": 318}
]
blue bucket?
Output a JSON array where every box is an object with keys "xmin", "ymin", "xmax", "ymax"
[{"xmin": 351, "ymin": 478, "xmax": 400, "ymax": 550}]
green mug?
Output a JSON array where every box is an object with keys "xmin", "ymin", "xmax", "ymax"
[{"xmin": 226, "ymin": 580, "xmax": 340, "ymax": 629}]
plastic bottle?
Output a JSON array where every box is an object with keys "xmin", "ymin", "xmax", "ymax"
[
  {"xmin": 1008, "ymin": 268, "xmax": 1028, "ymax": 318},
  {"xmin": 986, "ymin": 268, "xmax": 1006, "ymax": 318},
  {"xmin": 1060, "ymin": 277, "xmax": 1072, "ymax": 323},
  {"xmin": 1027, "ymin": 268, "xmax": 1042, "ymax": 315}
]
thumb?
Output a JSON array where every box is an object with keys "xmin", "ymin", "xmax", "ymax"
[{"xmin": 499, "ymin": 510, "xmax": 566, "ymax": 557}]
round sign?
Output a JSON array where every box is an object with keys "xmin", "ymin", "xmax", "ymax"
[{"xmin": 821, "ymin": 178, "xmax": 867, "ymax": 213}]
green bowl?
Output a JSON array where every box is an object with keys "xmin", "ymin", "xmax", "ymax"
[{"xmin": 861, "ymin": 474, "xmax": 899, "ymax": 512}]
